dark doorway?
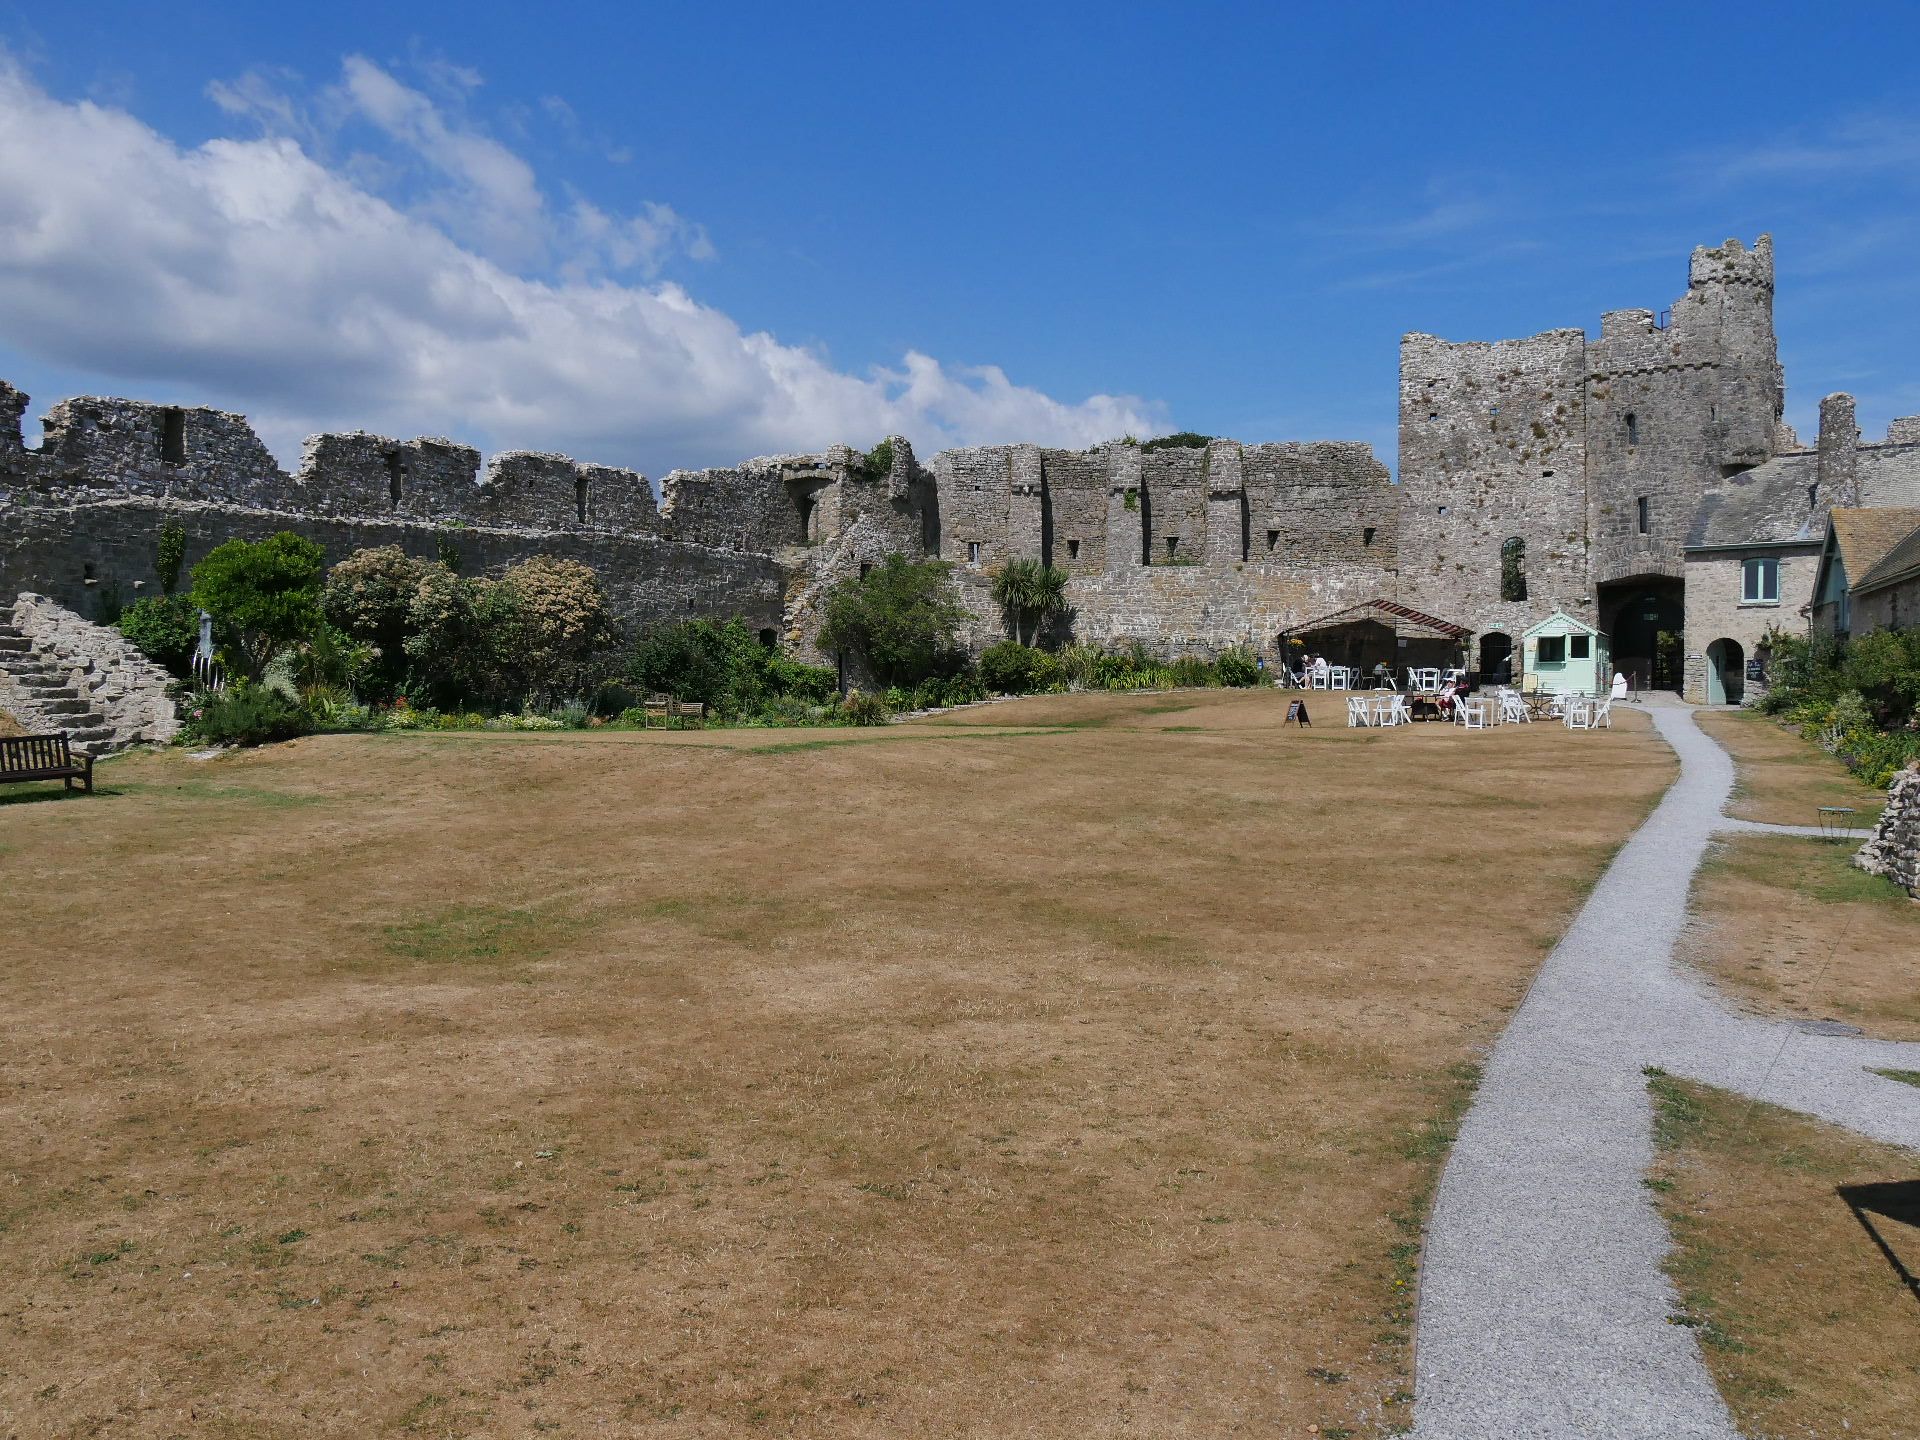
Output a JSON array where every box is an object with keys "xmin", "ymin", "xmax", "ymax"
[
  {"xmin": 1601, "ymin": 580, "xmax": 1684, "ymax": 691},
  {"xmin": 1478, "ymin": 631, "xmax": 1514, "ymax": 684},
  {"xmin": 1705, "ymin": 638, "xmax": 1745, "ymax": 705}
]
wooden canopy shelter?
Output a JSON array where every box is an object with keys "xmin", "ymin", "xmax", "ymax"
[{"xmin": 1282, "ymin": 600, "xmax": 1471, "ymax": 677}]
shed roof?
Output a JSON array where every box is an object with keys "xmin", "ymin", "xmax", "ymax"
[
  {"xmin": 1288, "ymin": 599, "xmax": 1470, "ymax": 640},
  {"xmin": 1521, "ymin": 610, "xmax": 1602, "ymax": 639}
]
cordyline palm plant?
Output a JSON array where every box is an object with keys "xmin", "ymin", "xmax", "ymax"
[{"xmin": 989, "ymin": 558, "xmax": 1071, "ymax": 646}]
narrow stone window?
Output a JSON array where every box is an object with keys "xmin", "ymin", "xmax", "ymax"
[
  {"xmin": 859, "ymin": 561, "xmax": 871, "ymax": 579},
  {"xmin": 575, "ymin": 476, "xmax": 589, "ymax": 523},
  {"xmin": 967, "ymin": 541, "xmax": 981, "ymax": 565},
  {"xmin": 160, "ymin": 407, "xmax": 186, "ymax": 464},
  {"xmin": 1438, "ymin": 505, "xmax": 1449, "ymax": 517},
  {"xmin": 758, "ymin": 628, "xmax": 776, "ymax": 648},
  {"xmin": 1363, "ymin": 526, "xmax": 1376, "ymax": 547},
  {"xmin": 1636, "ymin": 496, "xmax": 1650, "ymax": 534},
  {"xmin": 1500, "ymin": 536, "xmax": 1527, "ymax": 602},
  {"xmin": 1067, "ymin": 538, "xmax": 1080, "ymax": 560},
  {"xmin": 386, "ymin": 450, "xmax": 405, "ymax": 509},
  {"xmin": 1625, "ymin": 412, "xmax": 1639, "ymax": 446},
  {"xmin": 1267, "ymin": 529, "xmax": 1279, "ymax": 551},
  {"xmin": 797, "ymin": 493, "xmax": 816, "ymax": 542},
  {"xmin": 1807, "ymin": 484, "xmax": 1818, "ymax": 508},
  {"xmin": 1165, "ymin": 536, "xmax": 1179, "ymax": 558}
]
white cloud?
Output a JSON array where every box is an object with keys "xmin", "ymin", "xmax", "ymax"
[{"xmin": 0, "ymin": 55, "xmax": 1160, "ymax": 474}]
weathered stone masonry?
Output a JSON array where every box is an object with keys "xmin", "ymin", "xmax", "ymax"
[{"xmin": 6, "ymin": 233, "xmax": 1917, "ymax": 692}]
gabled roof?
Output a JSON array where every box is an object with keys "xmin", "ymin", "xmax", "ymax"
[
  {"xmin": 1521, "ymin": 610, "xmax": 1602, "ymax": 639},
  {"xmin": 1852, "ymin": 515, "xmax": 1920, "ymax": 594},
  {"xmin": 1289, "ymin": 598, "xmax": 1470, "ymax": 640},
  {"xmin": 1830, "ymin": 507, "xmax": 1920, "ymax": 585}
]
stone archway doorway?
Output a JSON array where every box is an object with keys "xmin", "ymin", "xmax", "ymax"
[
  {"xmin": 1705, "ymin": 638, "xmax": 1745, "ymax": 705},
  {"xmin": 1600, "ymin": 580, "xmax": 1684, "ymax": 691}
]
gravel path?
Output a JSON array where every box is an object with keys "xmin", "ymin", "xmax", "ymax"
[{"xmin": 1410, "ymin": 697, "xmax": 1920, "ymax": 1440}]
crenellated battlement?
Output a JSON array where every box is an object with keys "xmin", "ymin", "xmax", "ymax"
[{"xmin": 1688, "ymin": 234, "xmax": 1774, "ymax": 292}]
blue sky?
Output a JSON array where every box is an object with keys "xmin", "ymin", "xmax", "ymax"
[{"xmin": 0, "ymin": 1, "xmax": 1917, "ymax": 476}]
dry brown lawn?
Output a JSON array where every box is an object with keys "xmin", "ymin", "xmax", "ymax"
[
  {"xmin": 1, "ymin": 691, "xmax": 1671, "ymax": 1438},
  {"xmin": 1647, "ymin": 1074, "xmax": 1920, "ymax": 1438},
  {"xmin": 1685, "ymin": 835, "xmax": 1920, "ymax": 1042},
  {"xmin": 1685, "ymin": 709, "xmax": 1918, "ymax": 1042},
  {"xmin": 1696, "ymin": 709, "xmax": 1886, "ymax": 827}
]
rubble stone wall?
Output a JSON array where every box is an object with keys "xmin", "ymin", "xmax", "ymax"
[{"xmin": 1855, "ymin": 765, "xmax": 1920, "ymax": 898}]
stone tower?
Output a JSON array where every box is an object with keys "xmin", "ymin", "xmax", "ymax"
[{"xmin": 1397, "ymin": 235, "xmax": 1787, "ymax": 685}]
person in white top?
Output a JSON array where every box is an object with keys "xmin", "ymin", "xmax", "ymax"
[{"xmin": 1610, "ymin": 669, "xmax": 1629, "ymax": 700}]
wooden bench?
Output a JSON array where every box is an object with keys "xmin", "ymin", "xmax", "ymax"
[
  {"xmin": 640, "ymin": 694, "xmax": 707, "ymax": 729},
  {"xmin": 0, "ymin": 733, "xmax": 94, "ymax": 793}
]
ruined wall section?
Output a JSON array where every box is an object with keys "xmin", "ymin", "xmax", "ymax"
[
  {"xmin": 779, "ymin": 438, "xmax": 940, "ymax": 658},
  {"xmin": 1584, "ymin": 236, "xmax": 1782, "ymax": 587},
  {"xmin": 927, "ymin": 445, "xmax": 1017, "ymax": 570},
  {"xmin": 1, "ymin": 493, "xmax": 782, "ymax": 636},
  {"xmin": 1398, "ymin": 328, "xmax": 1592, "ymax": 640},
  {"xmin": 1247, "ymin": 441, "xmax": 1399, "ymax": 570},
  {"xmin": 1, "ymin": 383, "xmax": 780, "ymax": 637},
  {"xmin": 1040, "ymin": 449, "xmax": 1111, "ymax": 574},
  {"xmin": 1140, "ymin": 447, "xmax": 1209, "ymax": 566},
  {"xmin": 34, "ymin": 397, "xmax": 288, "ymax": 507}
]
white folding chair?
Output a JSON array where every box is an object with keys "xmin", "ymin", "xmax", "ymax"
[
  {"xmin": 1456, "ymin": 695, "xmax": 1488, "ymax": 730},
  {"xmin": 1564, "ymin": 698, "xmax": 1593, "ymax": 730},
  {"xmin": 1346, "ymin": 695, "xmax": 1370, "ymax": 727},
  {"xmin": 1370, "ymin": 694, "xmax": 1399, "ymax": 726},
  {"xmin": 1500, "ymin": 693, "xmax": 1530, "ymax": 724},
  {"xmin": 1589, "ymin": 698, "xmax": 1612, "ymax": 729}
]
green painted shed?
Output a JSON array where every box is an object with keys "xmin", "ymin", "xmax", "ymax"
[{"xmin": 1521, "ymin": 612, "xmax": 1609, "ymax": 696}]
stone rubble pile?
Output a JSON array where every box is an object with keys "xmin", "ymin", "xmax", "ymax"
[{"xmin": 1854, "ymin": 763, "xmax": 1920, "ymax": 898}]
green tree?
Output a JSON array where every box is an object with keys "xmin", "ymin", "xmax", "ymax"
[
  {"xmin": 403, "ymin": 567, "xmax": 520, "ymax": 709},
  {"xmin": 819, "ymin": 554, "xmax": 967, "ymax": 688},
  {"xmin": 503, "ymin": 556, "xmax": 619, "ymax": 705},
  {"xmin": 323, "ymin": 546, "xmax": 430, "ymax": 699},
  {"xmin": 117, "ymin": 594, "xmax": 200, "ymax": 676},
  {"xmin": 156, "ymin": 518, "xmax": 187, "ymax": 596},
  {"xmin": 189, "ymin": 532, "xmax": 325, "ymax": 680},
  {"xmin": 988, "ymin": 558, "xmax": 1071, "ymax": 646}
]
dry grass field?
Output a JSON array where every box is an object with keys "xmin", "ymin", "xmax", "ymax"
[
  {"xmin": 1, "ymin": 690, "xmax": 1671, "ymax": 1438},
  {"xmin": 1684, "ymin": 709, "xmax": 1918, "ymax": 1042},
  {"xmin": 1695, "ymin": 709, "xmax": 1886, "ymax": 827},
  {"xmin": 1647, "ymin": 1074, "xmax": 1920, "ymax": 1439}
]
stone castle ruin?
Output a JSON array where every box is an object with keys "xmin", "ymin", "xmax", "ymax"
[{"xmin": 5, "ymin": 233, "xmax": 1919, "ymax": 689}]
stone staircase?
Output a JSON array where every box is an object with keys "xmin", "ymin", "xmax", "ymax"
[{"xmin": 0, "ymin": 623, "xmax": 117, "ymax": 752}]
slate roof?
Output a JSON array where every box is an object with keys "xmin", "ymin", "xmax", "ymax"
[
  {"xmin": 1687, "ymin": 453, "xmax": 1823, "ymax": 548},
  {"xmin": 1846, "ymin": 511, "xmax": 1920, "ymax": 593}
]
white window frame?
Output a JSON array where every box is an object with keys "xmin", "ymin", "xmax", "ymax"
[{"xmin": 1742, "ymin": 556, "xmax": 1779, "ymax": 604}]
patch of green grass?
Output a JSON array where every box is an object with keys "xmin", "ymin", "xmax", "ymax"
[
  {"xmin": 1700, "ymin": 837, "xmax": 1910, "ymax": 909},
  {"xmin": 1870, "ymin": 1067, "xmax": 1920, "ymax": 1089},
  {"xmin": 379, "ymin": 903, "xmax": 575, "ymax": 966},
  {"xmin": 107, "ymin": 779, "xmax": 328, "ymax": 808}
]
